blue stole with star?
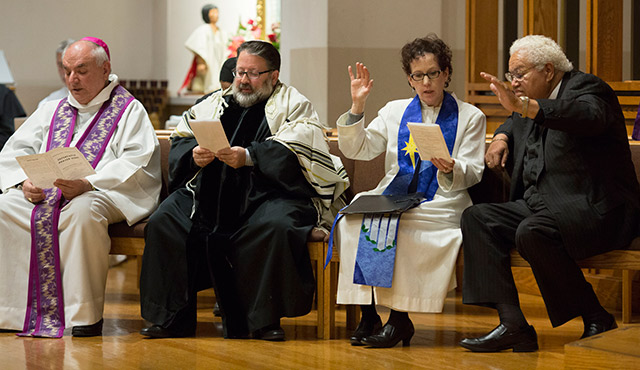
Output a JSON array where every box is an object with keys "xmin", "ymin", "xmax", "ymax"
[{"xmin": 352, "ymin": 92, "xmax": 458, "ymax": 288}]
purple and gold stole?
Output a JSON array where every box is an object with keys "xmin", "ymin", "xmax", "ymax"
[
  {"xmin": 352, "ymin": 92, "xmax": 458, "ymax": 288},
  {"xmin": 18, "ymin": 85, "xmax": 133, "ymax": 338}
]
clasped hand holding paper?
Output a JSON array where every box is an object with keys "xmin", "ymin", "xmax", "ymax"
[
  {"xmin": 407, "ymin": 122, "xmax": 451, "ymax": 161},
  {"xmin": 16, "ymin": 147, "xmax": 96, "ymax": 189},
  {"xmin": 188, "ymin": 120, "xmax": 230, "ymax": 153}
]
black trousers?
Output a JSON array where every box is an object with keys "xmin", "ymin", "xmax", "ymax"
[{"xmin": 461, "ymin": 199, "xmax": 602, "ymax": 327}]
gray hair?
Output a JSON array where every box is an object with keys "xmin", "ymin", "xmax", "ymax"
[
  {"xmin": 62, "ymin": 40, "xmax": 110, "ymax": 67},
  {"xmin": 56, "ymin": 38, "xmax": 75, "ymax": 55},
  {"xmin": 510, "ymin": 35, "xmax": 573, "ymax": 72}
]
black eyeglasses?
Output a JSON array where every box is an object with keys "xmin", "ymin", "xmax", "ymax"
[
  {"xmin": 505, "ymin": 67, "xmax": 535, "ymax": 82},
  {"xmin": 232, "ymin": 69, "xmax": 274, "ymax": 80},
  {"xmin": 409, "ymin": 70, "xmax": 442, "ymax": 82}
]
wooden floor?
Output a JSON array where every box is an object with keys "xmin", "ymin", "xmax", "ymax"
[{"xmin": 1, "ymin": 259, "xmax": 638, "ymax": 369}]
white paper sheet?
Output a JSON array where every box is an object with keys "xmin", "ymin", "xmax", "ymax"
[
  {"xmin": 407, "ymin": 122, "xmax": 451, "ymax": 161},
  {"xmin": 16, "ymin": 147, "xmax": 96, "ymax": 189},
  {"xmin": 188, "ymin": 120, "xmax": 230, "ymax": 152}
]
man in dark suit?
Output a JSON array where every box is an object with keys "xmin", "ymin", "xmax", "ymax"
[{"xmin": 459, "ymin": 35, "xmax": 640, "ymax": 352}]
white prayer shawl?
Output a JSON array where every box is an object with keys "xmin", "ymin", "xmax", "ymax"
[
  {"xmin": 185, "ymin": 24, "xmax": 228, "ymax": 93},
  {"xmin": 173, "ymin": 82, "xmax": 349, "ymax": 230},
  {"xmin": 0, "ymin": 75, "xmax": 161, "ymax": 329},
  {"xmin": 335, "ymin": 95, "xmax": 486, "ymax": 312}
]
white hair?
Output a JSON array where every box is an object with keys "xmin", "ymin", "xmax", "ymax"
[
  {"xmin": 89, "ymin": 44, "xmax": 110, "ymax": 66},
  {"xmin": 510, "ymin": 35, "xmax": 573, "ymax": 72}
]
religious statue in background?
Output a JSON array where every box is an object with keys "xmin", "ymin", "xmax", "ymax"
[{"xmin": 179, "ymin": 4, "xmax": 228, "ymax": 95}]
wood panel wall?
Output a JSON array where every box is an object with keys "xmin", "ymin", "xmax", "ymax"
[
  {"xmin": 586, "ymin": 0, "xmax": 623, "ymax": 81},
  {"xmin": 524, "ymin": 0, "xmax": 558, "ymax": 40}
]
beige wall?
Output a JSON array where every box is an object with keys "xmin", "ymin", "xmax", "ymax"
[
  {"xmin": 1, "ymin": 0, "xmax": 164, "ymax": 115},
  {"xmin": 282, "ymin": 0, "xmax": 467, "ymax": 127},
  {"xmin": 3, "ymin": 0, "xmax": 468, "ymax": 120}
]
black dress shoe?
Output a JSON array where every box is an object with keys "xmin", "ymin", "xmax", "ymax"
[
  {"xmin": 72, "ymin": 319, "xmax": 103, "ymax": 337},
  {"xmin": 253, "ymin": 324, "xmax": 285, "ymax": 341},
  {"xmin": 362, "ymin": 320, "xmax": 414, "ymax": 348},
  {"xmin": 350, "ymin": 316, "xmax": 383, "ymax": 346},
  {"xmin": 581, "ymin": 312, "xmax": 617, "ymax": 339},
  {"xmin": 140, "ymin": 324, "xmax": 194, "ymax": 339},
  {"xmin": 459, "ymin": 324, "xmax": 538, "ymax": 352}
]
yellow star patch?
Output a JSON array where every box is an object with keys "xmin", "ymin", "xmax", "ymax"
[{"xmin": 402, "ymin": 134, "xmax": 419, "ymax": 169}]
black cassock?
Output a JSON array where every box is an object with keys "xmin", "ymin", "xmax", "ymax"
[
  {"xmin": 0, "ymin": 84, "xmax": 26, "ymax": 152},
  {"xmin": 140, "ymin": 96, "xmax": 318, "ymax": 337}
]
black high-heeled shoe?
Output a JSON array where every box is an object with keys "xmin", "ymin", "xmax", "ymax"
[
  {"xmin": 350, "ymin": 315, "xmax": 383, "ymax": 346},
  {"xmin": 362, "ymin": 319, "xmax": 415, "ymax": 348}
]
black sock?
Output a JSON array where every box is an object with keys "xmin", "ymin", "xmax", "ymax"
[
  {"xmin": 360, "ymin": 303, "xmax": 379, "ymax": 322},
  {"xmin": 496, "ymin": 303, "xmax": 528, "ymax": 331},
  {"xmin": 387, "ymin": 309, "xmax": 410, "ymax": 327},
  {"xmin": 581, "ymin": 306, "xmax": 610, "ymax": 325}
]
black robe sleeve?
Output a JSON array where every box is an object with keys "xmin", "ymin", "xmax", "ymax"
[
  {"xmin": 0, "ymin": 85, "xmax": 26, "ymax": 151},
  {"xmin": 167, "ymin": 136, "xmax": 199, "ymax": 194}
]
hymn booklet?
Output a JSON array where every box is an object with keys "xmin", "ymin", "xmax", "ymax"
[
  {"xmin": 16, "ymin": 147, "xmax": 96, "ymax": 189},
  {"xmin": 187, "ymin": 120, "xmax": 230, "ymax": 153},
  {"xmin": 407, "ymin": 122, "xmax": 451, "ymax": 161}
]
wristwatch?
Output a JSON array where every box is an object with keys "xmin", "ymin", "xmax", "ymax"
[{"xmin": 519, "ymin": 96, "xmax": 530, "ymax": 117}]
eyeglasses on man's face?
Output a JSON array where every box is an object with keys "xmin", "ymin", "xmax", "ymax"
[
  {"xmin": 409, "ymin": 70, "xmax": 442, "ymax": 82},
  {"xmin": 232, "ymin": 69, "xmax": 274, "ymax": 80},
  {"xmin": 505, "ymin": 66, "xmax": 536, "ymax": 82}
]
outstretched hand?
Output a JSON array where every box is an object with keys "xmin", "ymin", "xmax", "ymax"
[
  {"xmin": 480, "ymin": 72, "xmax": 521, "ymax": 113},
  {"xmin": 349, "ymin": 62, "xmax": 374, "ymax": 115}
]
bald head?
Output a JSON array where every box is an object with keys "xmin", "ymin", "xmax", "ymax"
[{"xmin": 62, "ymin": 41, "xmax": 111, "ymax": 105}]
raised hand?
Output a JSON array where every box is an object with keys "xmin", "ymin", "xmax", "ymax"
[
  {"xmin": 349, "ymin": 62, "xmax": 374, "ymax": 115},
  {"xmin": 480, "ymin": 72, "xmax": 521, "ymax": 113}
]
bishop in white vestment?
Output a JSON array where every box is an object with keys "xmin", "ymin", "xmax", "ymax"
[{"xmin": 0, "ymin": 38, "xmax": 161, "ymax": 337}]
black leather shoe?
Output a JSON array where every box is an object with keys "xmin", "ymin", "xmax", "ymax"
[
  {"xmin": 581, "ymin": 312, "xmax": 617, "ymax": 339},
  {"xmin": 362, "ymin": 320, "xmax": 414, "ymax": 348},
  {"xmin": 459, "ymin": 324, "xmax": 538, "ymax": 352},
  {"xmin": 350, "ymin": 316, "xmax": 383, "ymax": 346},
  {"xmin": 140, "ymin": 324, "xmax": 194, "ymax": 339},
  {"xmin": 72, "ymin": 319, "xmax": 103, "ymax": 337},
  {"xmin": 213, "ymin": 302, "xmax": 221, "ymax": 317},
  {"xmin": 253, "ymin": 325, "xmax": 285, "ymax": 341}
]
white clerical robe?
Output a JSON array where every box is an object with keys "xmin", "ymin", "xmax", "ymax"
[
  {"xmin": 185, "ymin": 24, "xmax": 227, "ymax": 93},
  {"xmin": 0, "ymin": 75, "xmax": 161, "ymax": 330},
  {"xmin": 335, "ymin": 95, "xmax": 486, "ymax": 312}
]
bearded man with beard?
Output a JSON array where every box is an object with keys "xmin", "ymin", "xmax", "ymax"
[{"xmin": 139, "ymin": 41, "xmax": 348, "ymax": 340}]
